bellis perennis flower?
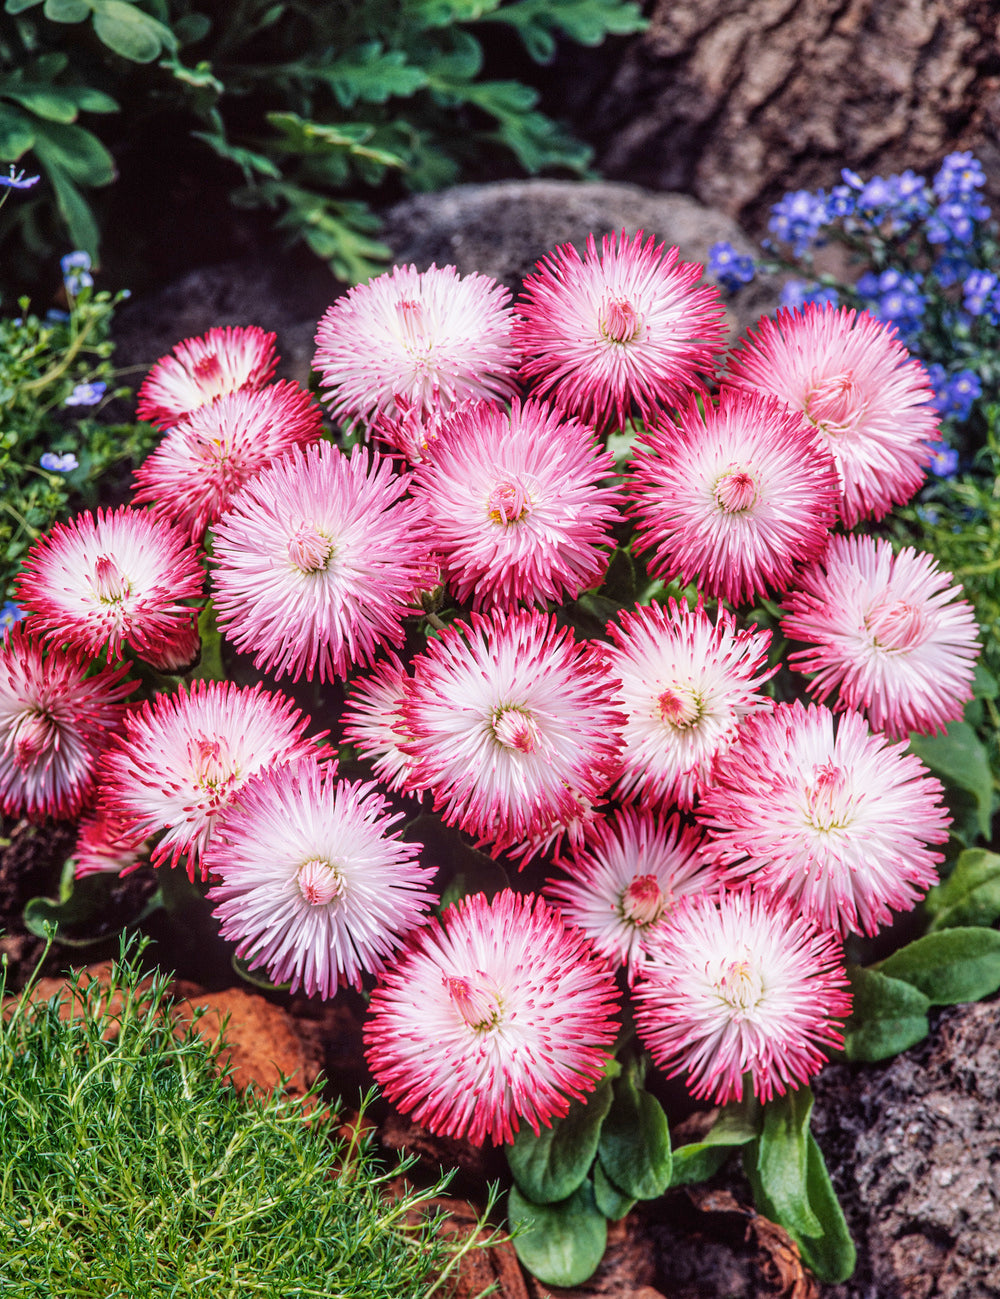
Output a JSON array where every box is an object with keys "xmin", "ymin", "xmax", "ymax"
[
  {"xmin": 628, "ymin": 387, "xmax": 840, "ymax": 605},
  {"xmin": 313, "ymin": 263, "xmax": 517, "ymax": 430},
  {"xmin": 724, "ymin": 304, "xmax": 939, "ymax": 526},
  {"xmin": 342, "ymin": 654, "xmax": 417, "ymax": 796},
  {"xmin": 634, "ymin": 888, "xmax": 851, "ymax": 1105},
  {"xmin": 698, "ymin": 701, "xmax": 950, "ymax": 937},
  {"xmin": 781, "ymin": 534, "xmax": 980, "ymax": 739},
  {"xmin": 206, "ymin": 758, "xmax": 437, "ymax": 996},
  {"xmin": 364, "ymin": 889, "xmax": 620, "ymax": 1145},
  {"xmin": 515, "ymin": 229, "xmax": 726, "ymax": 430},
  {"xmin": 410, "ymin": 398, "xmax": 623, "ymax": 610},
  {"xmin": 136, "ymin": 325, "xmax": 278, "ymax": 429}
]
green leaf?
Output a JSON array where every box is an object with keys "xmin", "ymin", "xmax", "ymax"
[
  {"xmin": 43, "ymin": 0, "xmax": 90, "ymax": 19},
  {"xmin": 508, "ymin": 1180, "xmax": 607, "ymax": 1288},
  {"xmin": 925, "ymin": 848, "xmax": 1000, "ymax": 932},
  {"xmin": 592, "ymin": 1160, "xmax": 635, "ymax": 1220},
  {"xmin": 909, "ymin": 720, "xmax": 995, "ymax": 841},
  {"xmin": 4, "ymin": 0, "xmax": 45, "ymax": 13},
  {"xmin": 172, "ymin": 10, "xmax": 211, "ymax": 43},
  {"xmin": 192, "ymin": 130, "xmax": 282, "ymax": 182},
  {"xmin": 30, "ymin": 117, "xmax": 114, "ymax": 184},
  {"xmin": 23, "ymin": 857, "xmax": 162, "ymax": 946},
  {"xmin": 796, "ymin": 1135, "xmax": 856, "ymax": 1283},
  {"xmin": 597, "ymin": 1070, "xmax": 671, "ymax": 1200},
  {"xmin": 305, "ymin": 43, "xmax": 427, "ymax": 108},
  {"xmin": 746, "ymin": 1088, "xmax": 820, "ymax": 1240},
  {"xmin": 507, "ymin": 1080, "xmax": 614, "ymax": 1204},
  {"xmin": 669, "ymin": 1106, "xmax": 760, "ymax": 1188},
  {"xmin": 0, "ymin": 85, "xmax": 80, "ymax": 124},
  {"xmin": 31, "ymin": 147, "xmax": 100, "ymax": 254},
  {"xmin": 842, "ymin": 965, "xmax": 930, "ymax": 1063},
  {"xmin": 0, "ymin": 103, "xmax": 35, "ymax": 159},
  {"xmin": 878, "ymin": 927, "xmax": 1000, "ymax": 1005},
  {"xmin": 482, "ymin": 0, "xmax": 647, "ymax": 63},
  {"xmin": 599, "ymin": 547, "xmax": 636, "ymax": 607},
  {"xmin": 90, "ymin": 0, "xmax": 177, "ymax": 61}
]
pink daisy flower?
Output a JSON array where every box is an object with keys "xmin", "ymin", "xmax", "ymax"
[
  {"xmin": 633, "ymin": 888, "xmax": 851, "ymax": 1105},
  {"xmin": 544, "ymin": 808, "xmax": 719, "ymax": 983},
  {"xmin": 697, "ymin": 701, "xmax": 950, "ymax": 937},
  {"xmin": 101, "ymin": 680, "xmax": 322, "ymax": 881},
  {"xmin": 370, "ymin": 395, "xmax": 477, "ymax": 465},
  {"xmin": 206, "ymin": 758, "xmax": 437, "ymax": 996},
  {"xmin": 132, "ymin": 381, "xmax": 325, "ymax": 541},
  {"xmin": 73, "ymin": 801, "xmax": 149, "ymax": 879},
  {"xmin": 514, "ymin": 230, "xmax": 726, "ymax": 430},
  {"xmin": 782, "ymin": 534, "xmax": 981, "ymax": 739},
  {"xmin": 136, "ymin": 325, "xmax": 278, "ymax": 430},
  {"xmin": 602, "ymin": 599, "xmax": 775, "ymax": 809},
  {"xmin": 399, "ymin": 609, "xmax": 625, "ymax": 853},
  {"xmin": 211, "ymin": 443, "xmax": 432, "ymax": 683},
  {"xmin": 493, "ymin": 790, "xmax": 606, "ymax": 871},
  {"xmin": 365, "ymin": 889, "xmax": 620, "ymax": 1145},
  {"xmin": 410, "ymin": 398, "xmax": 624, "ymax": 610},
  {"xmin": 16, "ymin": 506, "xmax": 204, "ymax": 670},
  {"xmin": 723, "ymin": 304, "xmax": 938, "ymax": 526},
  {"xmin": 313, "ymin": 263, "xmax": 517, "ymax": 430},
  {"xmin": 628, "ymin": 388, "xmax": 841, "ymax": 605},
  {"xmin": 0, "ymin": 630, "xmax": 132, "ymax": 820},
  {"xmin": 342, "ymin": 654, "xmax": 418, "ymax": 795}
]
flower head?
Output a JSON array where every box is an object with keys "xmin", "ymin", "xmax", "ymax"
[
  {"xmin": 73, "ymin": 802, "xmax": 149, "ymax": 879},
  {"xmin": 132, "ymin": 381, "xmax": 325, "ymax": 541},
  {"xmin": 633, "ymin": 889, "xmax": 851, "ymax": 1105},
  {"xmin": 0, "ymin": 602, "xmax": 24, "ymax": 636},
  {"xmin": 628, "ymin": 387, "xmax": 840, "ymax": 604},
  {"xmin": 365, "ymin": 889, "xmax": 620, "ymax": 1144},
  {"xmin": 1, "ymin": 166, "xmax": 40, "ymax": 191},
  {"xmin": 39, "ymin": 451, "xmax": 79, "ymax": 471},
  {"xmin": 17, "ymin": 506, "xmax": 204, "ymax": 670},
  {"xmin": 514, "ymin": 230, "xmax": 726, "ymax": 430},
  {"xmin": 100, "ymin": 680, "xmax": 322, "ymax": 880},
  {"xmin": 342, "ymin": 654, "xmax": 418, "ymax": 795},
  {"xmin": 135, "ymin": 326, "xmax": 279, "ymax": 429},
  {"xmin": 724, "ymin": 304, "xmax": 939, "ymax": 526},
  {"xmin": 602, "ymin": 599, "xmax": 775, "ymax": 809},
  {"xmin": 400, "ymin": 609, "xmax": 624, "ymax": 854},
  {"xmin": 781, "ymin": 535, "xmax": 980, "ymax": 739},
  {"xmin": 206, "ymin": 758, "xmax": 437, "ymax": 996},
  {"xmin": 0, "ymin": 630, "xmax": 132, "ymax": 819},
  {"xmin": 61, "ymin": 251, "xmax": 92, "ymax": 295},
  {"xmin": 64, "ymin": 381, "xmax": 106, "ymax": 408},
  {"xmin": 410, "ymin": 398, "xmax": 623, "ymax": 610},
  {"xmin": 697, "ymin": 702, "xmax": 949, "ymax": 937},
  {"xmin": 211, "ymin": 443, "xmax": 432, "ymax": 683},
  {"xmin": 544, "ymin": 808, "xmax": 719, "ymax": 983},
  {"xmin": 313, "ymin": 263, "xmax": 517, "ymax": 430}
]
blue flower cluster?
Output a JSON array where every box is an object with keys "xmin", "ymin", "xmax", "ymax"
[
  {"xmin": 61, "ymin": 250, "xmax": 93, "ymax": 296},
  {"xmin": 855, "ymin": 268, "xmax": 926, "ymax": 341},
  {"xmin": 926, "ymin": 363, "xmax": 982, "ymax": 422},
  {"xmin": 0, "ymin": 601, "xmax": 23, "ymax": 635},
  {"xmin": 778, "ymin": 280, "xmax": 839, "ymax": 311},
  {"xmin": 707, "ymin": 241, "xmax": 756, "ymax": 292}
]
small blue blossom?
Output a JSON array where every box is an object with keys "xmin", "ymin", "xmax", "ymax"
[
  {"xmin": 929, "ymin": 367, "xmax": 982, "ymax": 421},
  {"xmin": 840, "ymin": 168, "xmax": 864, "ymax": 190},
  {"xmin": 926, "ymin": 196, "xmax": 989, "ymax": 245},
  {"xmin": 779, "ymin": 279, "xmax": 840, "ymax": 311},
  {"xmin": 40, "ymin": 451, "xmax": 79, "ymax": 472},
  {"xmin": 768, "ymin": 189, "xmax": 829, "ymax": 253},
  {"xmin": 933, "ymin": 151, "xmax": 987, "ymax": 201},
  {"xmin": 64, "ymin": 380, "xmax": 107, "ymax": 407},
  {"xmin": 856, "ymin": 267, "xmax": 925, "ymax": 338},
  {"xmin": 932, "ymin": 251, "xmax": 977, "ymax": 288},
  {"xmin": 708, "ymin": 241, "xmax": 756, "ymax": 292},
  {"xmin": 0, "ymin": 601, "xmax": 24, "ymax": 635},
  {"xmin": 962, "ymin": 270, "xmax": 998, "ymax": 317},
  {"xmin": 926, "ymin": 441, "xmax": 959, "ymax": 478},
  {"xmin": 0, "ymin": 166, "xmax": 40, "ymax": 191},
  {"xmin": 60, "ymin": 250, "xmax": 93, "ymax": 295},
  {"xmin": 916, "ymin": 505, "xmax": 941, "ymax": 525},
  {"xmin": 824, "ymin": 184, "xmax": 856, "ymax": 218}
]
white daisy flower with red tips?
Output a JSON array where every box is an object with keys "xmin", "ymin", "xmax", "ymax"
[
  {"xmin": 101, "ymin": 680, "xmax": 323, "ymax": 881},
  {"xmin": 206, "ymin": 758, "xmax": 437, "ymax": 996},
  {"xmin": 410, "ymin": 398, "xmax": 624, "ymax": 610},
  {"xmin": 364, "ymin": 889, "xmax": 620, "ymax": 1145},
  {"xmin": 602, "ymin": 599, "xmax": 775, "ymax": 809},
  {"xmin": 724, "ymin": 303, "xmax": 939, "ymax": 526},
  {"xmin": 0, "ymin": 630, "xmax": 132, "ymax": 820},
  {"xmin": 628, "ymin": 388, "xmax": 841, "ymax": 605},
  {"xmin": 73, "ymin": 800, "xmax": 149, "ymax": 878},
  {"xmin": 633, "ymin": 888, "xmax": 851, "ymax": 1105},
  {"xmin": 781, "ymin": 534, "xmax": 980, "ymax": 740},
  {"xmin": 313, "ymin": 263, "xmax": 517, "ymax": 430},
  {"xmin": 342, "ymin": 653, "xmax": 418, "ymax": 795},
  {"xmin": 136, "ymin": 325, "xmax": 278, "ymax": 429},
  {"xmin": 399, "ymin": 609, "xmax": 625, "ymax": 854},
  {"xmin": 211, "ymin": 443, "xmax": 433, "ymax": 684},
  {"xmin": 514, "ymin": 230, "xmax": 726, "ymax": 430},
  {"xmin": 697, "ymin": 701, "xmax": 950, "ymax": 937},
  {"xmin": 544, "ymin": 808, "xmax": 719, "ymax": 983},
  {"xmin": 16, "ymin": 506, "xmax": 204, "ymax": 670},
  {"xmin": 132, "ymin": 381, "xmax": 325, "ymax": 541}
]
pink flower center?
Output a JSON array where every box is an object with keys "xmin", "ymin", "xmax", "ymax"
[
  {"xmin": 187, "ymin": 733, "xmax": 236, "ymax": 790},
  {"xmin": 864, "ymin": 599, "xmax": 932, "ymax": 652},
  {"xmin": 805, "ymin": 761, "xmax": 851, "ymax": 832},
  {"xmin": 287, "ymin": 523, "xmax": 334, "ymax": 573},
  {"xmin": 446, "ymin": 973, "xmax": 503, "ymax": 1030},
  {"xmin": 621, "ymin": 874, "xmax": 667, "ymax": 927},
  {"xmin": 396, "ymin": 298, "xmax": 431, "ymax": 350},
  {"xmin": 713, "ymin": 469, "xmax": 758, "ymax": 513},
  {"xmin": 491, "ymin": 706, "xmax": 540, "ymax": 753},
  {"xmin": 9, "ymin": 710, "xmax": 57, "ymax": 770},
  {"xmin": 91, "ymin": 554, "xmax": 131, "ymax": 604},
  {"xmin": 716, "ymin": 956, "xmax": 764, "ymax": 1016},
  {"xmin": 487, "ymin": 478, "xmax": 530, "ymax": 524},
  {"xmin": 600, "ymin": 297, "xmax": 642, "ymax": 344},
  {"xmin": 804, "ymin": 370, "xmax": 867, "ymax": 437},
  {"xmin": 296, "ymin": 857, "xmax": 345, "ymax": 907},
  {"xmin": 657, "ymin": 686, "xmax": 702, "ymax": 729}
]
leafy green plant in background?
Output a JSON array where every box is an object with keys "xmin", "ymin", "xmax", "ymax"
[
  {"xmin": 0, "ymin": 0, "xmax": 647, "ymax": 288},
  {"xmin": 0, "ymin": 936, "xmax": 495, "ymax": 1297}
]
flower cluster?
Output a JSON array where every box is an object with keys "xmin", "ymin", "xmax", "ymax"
[{"xmin": 3, "ymin": 229, "xmax": 977, "ymax": 1155}]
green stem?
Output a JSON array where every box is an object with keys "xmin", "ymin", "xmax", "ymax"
[
  {"xmin": 19, "ymin": 314, "xmax": 98, "ymax": 395},
  {"xmin": 0, "ymin": 499, "xmax": 40, "ymax": 540}
]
